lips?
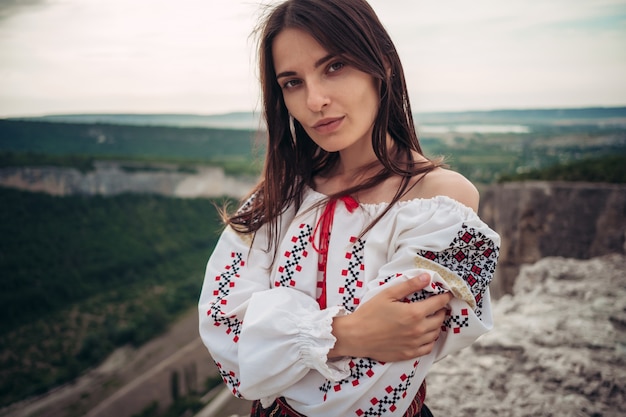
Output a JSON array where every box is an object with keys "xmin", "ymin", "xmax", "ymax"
[{"xmin": 312, "ymin": 116, "xmax": 344, "ymax": 134}]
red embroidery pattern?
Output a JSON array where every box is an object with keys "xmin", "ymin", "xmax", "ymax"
[
  {"xmin": 208, "ymin": 251, "xmax": 245, "ymax": 343},
  {"xmin": 319, "ymin": 357, "xmax": 381, "ymax": 400},
  {"xmin": 414, "ymin": 224, "xmax": 499, "ymax": 319},
  {"xmin": 355, "ymin": 360, "xmax": 421, "ymax": 416},
  {"xmin": 339, "ymin": 236, "xmax": 366, "ymax": 312},
  {"xmin": 214, "ymin": 360, "xmax": 243, "ymax": 398},
  {"xmin": 444, "ymin": 307, "xmax": 469, "ymax": 334},
  {"xmin": 312, "ymin": 196, "xmax": 359, "ymax": 309},
  {"xmin": 403, "ymin": 280, "xmax": 448, "ymax": 304},
  {"xmin": 275, "ymin": 223, "xmax": 313, "ymax": 288},
  {"xmin": 379, "ymin": 272, "xmax": 403, "ymax": 286}
]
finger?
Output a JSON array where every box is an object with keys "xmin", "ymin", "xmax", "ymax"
[
  {"xmin": 417, "ymin": 311, "xmax": 447, "ymax": 334},
  {"xmin": 384, "ymin": 273, "xmax": 431, "ymax": 300},
  {"xmin": 425, "ymin": 308, "xmax": 448, "ymax": 327},
  {"xmin": 421, "ymin": 292, "xmax": 453, "ymax": 313},
  {"xmin": 416, "ymin": 340, "xmax": 437, "ymax": 357},
  {"xmin": 401, "ymin": 336, "xmax": 440, "ymax": 360},
  {"xmin": 418, "ymin": 327, "xmax": 442, "ymax": 346}
]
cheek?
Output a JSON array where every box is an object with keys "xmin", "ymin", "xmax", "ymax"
[
  {"xmin": 356, "ymin": 88, "xmax": 379, "ymax": 123},
  {"xmin": 345, "ymin": 77, "xmax": 379, "ymax": 116},
  {"xmin": 282, "ymin": 93, "xmax": 304, "ymax": 118}
]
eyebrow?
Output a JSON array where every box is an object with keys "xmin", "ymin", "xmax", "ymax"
[{"xmin": 275, "ymin": 53, "xmax": 335, "ymax": 80}]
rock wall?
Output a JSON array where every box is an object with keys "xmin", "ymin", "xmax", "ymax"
[
  {"xmin": 0, "ymin": 162, "xmax": 257, "ymax": 199},
  {"xmin": 479, "ymin": 181, "xmax": 626, "ymax": 298},
  {"xmin": 426, "ymin": 254, "xmax": 626, "ymax": 417}
]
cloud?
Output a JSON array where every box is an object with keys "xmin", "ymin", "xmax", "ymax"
[
  {"xmin": 0, "ymin": 0, "xmax": 263, "ymax": 115},
  {"xmin": 368, "ymin": 0, "xmax": 626, "ymax": 110},
  {"xmin": 0, "ymin": 0, "xmax": 624, "ymax": 116}
]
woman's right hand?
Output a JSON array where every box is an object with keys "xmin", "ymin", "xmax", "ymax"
[{"xmin": 329, "ymin": 273, "xmax": 452, "ymax": 362}]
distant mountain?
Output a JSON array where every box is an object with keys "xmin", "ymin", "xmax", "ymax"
[
  {"xmin": 8, "ymin": 106, "xmax": 626, "ymax": 130},
  {"xmin": 9, "ymin": 112, "xmax": 264, "ymax": 130},
  {"xmin": 415, "ymin": 107, "xmax": 626, "ymax": 126}
]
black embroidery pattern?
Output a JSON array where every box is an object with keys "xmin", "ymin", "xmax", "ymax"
[
  {"xmin": 319, "ymin": 357, "xmax": 381, "ymax": 400},
  {"xmin": 415, "ymin": 224, "xmax": 499, "ymax": 317},
  {"xmin": 339, "ymin": 236, "xmax": 366, "ymax": 312},
  {"xmin": 214, "ymin": 360, "xmax": 243, "ymax": 398},
  {"xmin": 275, "ymin": 223, "xmax": 314, "ymax": 288},
  {"xmin": 208, "ymin": 251, "xmax": 245, "ymax": 343},
  {"xmin": 355, "ymin": 361, "xmax": 420, "ymax": 416}
]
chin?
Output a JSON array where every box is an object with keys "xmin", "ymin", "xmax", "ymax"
[{"xmin": 316, "ymin": 143, "xmax": 348, "ymax": 154}]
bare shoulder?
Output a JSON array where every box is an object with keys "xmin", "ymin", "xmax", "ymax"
[{"xmin": 407, "ymin": 168, "xmax": 479, "ymax": 212}]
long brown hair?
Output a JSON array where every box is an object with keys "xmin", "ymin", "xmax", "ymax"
[{"xmin": 227, "ymin": 0, "xmax": 442, "ymax": 242}]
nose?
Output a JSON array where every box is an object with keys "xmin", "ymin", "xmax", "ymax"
[{"xmin": 306, "ymin": 82, "xmax": 330, "ymax": 112}]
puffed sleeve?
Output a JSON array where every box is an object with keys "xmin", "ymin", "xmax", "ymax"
[
  {"xmin": 364, "ymin": 196, "xmax": 500, "ymax": 360},
  {"xmin": 198, "ymin": 204, "xmax": 350, "ymax": 401}
]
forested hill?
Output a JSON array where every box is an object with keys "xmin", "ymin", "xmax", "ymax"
[
  {"xmin": 0, "ymin": 188, "xmax": 229, "ymax": 406},
  {"xmin": 0, "ymin": 119, "xmax": 261, "ymax": 162},
  {"xmin": 415, "ymin": 106, "xmax": 626, "ymax": 125}
]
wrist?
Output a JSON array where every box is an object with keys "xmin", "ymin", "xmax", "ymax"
[{"xmin": 329, "ymin": 314, "xmax": 359, "ymax": 359}]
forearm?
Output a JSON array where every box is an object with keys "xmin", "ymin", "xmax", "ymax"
[{"xmin": 329, "ymin": 275, "xmax": 452, "ymax": 362}]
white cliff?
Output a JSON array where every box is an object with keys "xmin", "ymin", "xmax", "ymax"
[{"xmin": 0, "ymin": 162, "xmax": 257, "ymax": 199}]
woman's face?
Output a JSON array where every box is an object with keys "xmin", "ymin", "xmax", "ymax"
[{"xmin": 272, "ymin": 28, "xmax": 380, "ymax": 155}]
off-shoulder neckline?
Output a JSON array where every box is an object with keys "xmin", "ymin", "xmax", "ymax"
[{"xmin": 303, "ymin": 185, "xmax": 477, "ymax": 215}]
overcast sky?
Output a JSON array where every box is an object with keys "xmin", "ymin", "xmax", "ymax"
[{"xmin": 0, "ymin": 0, "xmax": 625, "ymax": 117}]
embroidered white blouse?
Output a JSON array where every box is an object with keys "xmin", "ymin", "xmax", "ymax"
[{"xmin": 198, "ymin": 187, "xmax": 500, "ymax": 416}]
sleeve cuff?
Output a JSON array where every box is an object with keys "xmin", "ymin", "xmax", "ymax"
[{"xmin": 297, "ymin": 305, "xmax": 352, "ymax": 381}]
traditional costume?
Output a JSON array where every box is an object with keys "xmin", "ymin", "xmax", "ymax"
[{"xmin": 199, "ymin": 187, "xmax": 500, "ymax": 416}]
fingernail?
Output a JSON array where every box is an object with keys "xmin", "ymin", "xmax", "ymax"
[{"xmin": 419, "ymin": 273, "xmax": 429, "ymax": 282}]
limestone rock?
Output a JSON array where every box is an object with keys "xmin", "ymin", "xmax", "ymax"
[
  {"xmin": 426, "ymin": 254, "xmax": 626, "ymax": 417},
  {"xmin": 479, "ymin": 181, "xmax": 626, "ymax": 298},
  {"xmin": 0, "ymin": 162, "xmax": 256, "ymax": 199}
]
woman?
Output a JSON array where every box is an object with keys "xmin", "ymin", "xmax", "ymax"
[{"xmin": 198, "ymin": 0, "xmax": 500, "ymax": 416}]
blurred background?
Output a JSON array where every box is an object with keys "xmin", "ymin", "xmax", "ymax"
[{"xmin": 0, "ymin": 1, "xmax": 624, "ymax": 416}]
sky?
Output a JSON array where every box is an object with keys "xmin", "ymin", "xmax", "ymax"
[{"xmin": 0, "ymin": 0, "xmax": 625, "ymax": 118}]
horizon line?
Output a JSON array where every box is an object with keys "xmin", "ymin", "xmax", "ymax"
[{"xmin": 4, "ymin": 104, "xmax": 626, "ymax": 120}]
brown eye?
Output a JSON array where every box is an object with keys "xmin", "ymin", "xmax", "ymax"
[
  {"xmin": 327, "ymin": 61, "xmax": 345, "ymax": 73},
  {"xmin": 282, "ymin": 79, "xmax": 302, "ymax": 89}
]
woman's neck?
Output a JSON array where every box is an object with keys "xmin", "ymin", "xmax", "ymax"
[{"xmin": 334, "ymin": 131, "xmax": 394, "ymax": 174}]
